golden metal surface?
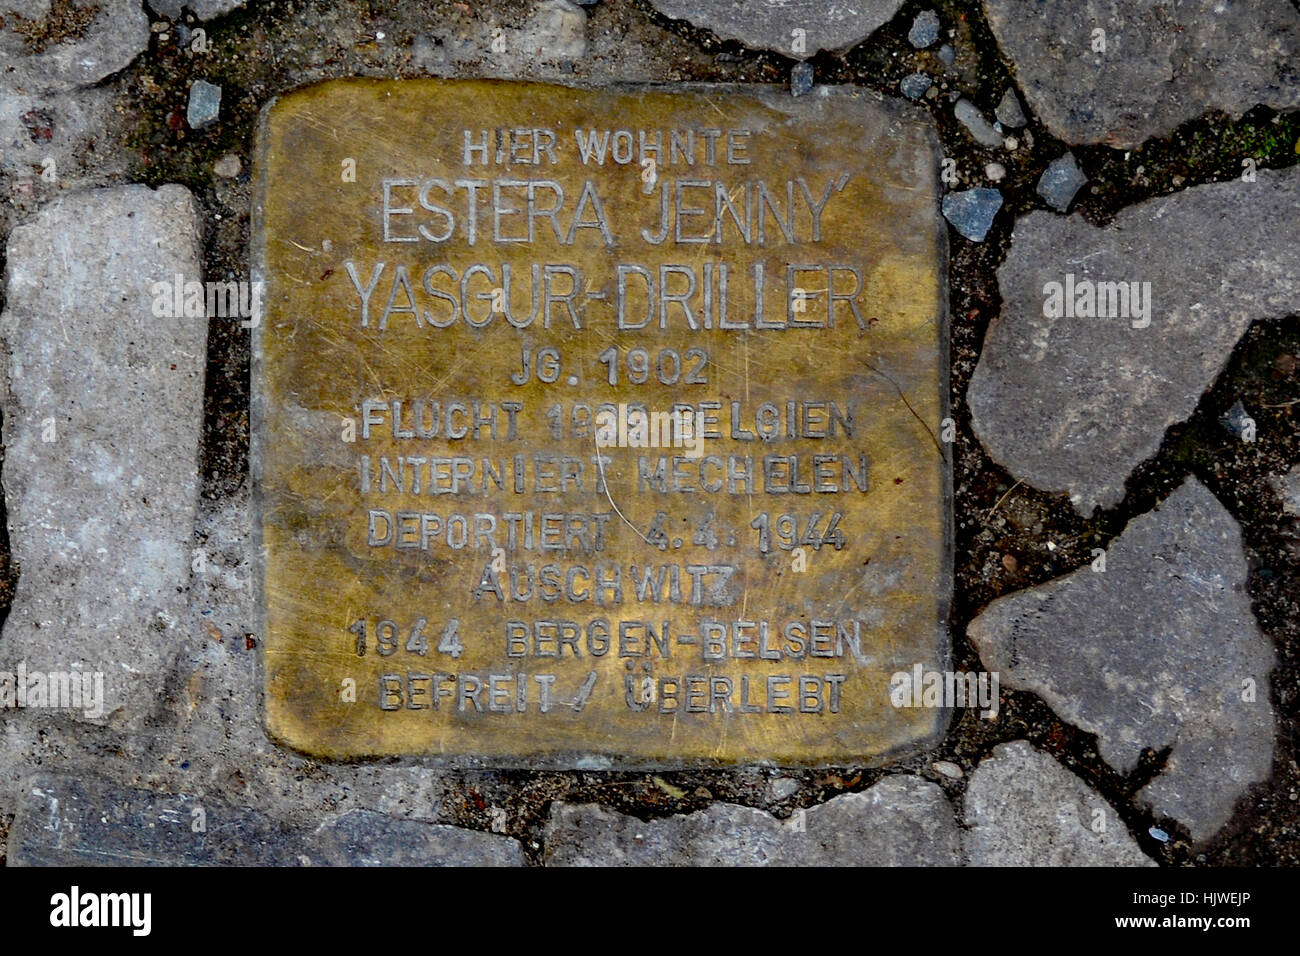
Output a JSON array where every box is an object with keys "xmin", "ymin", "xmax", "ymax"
[{"xmin": 253, "ymin": 78, "xmax": 950, "ymax": 765}]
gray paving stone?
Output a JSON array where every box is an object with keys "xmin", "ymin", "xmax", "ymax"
[
  {"xmin": 405, "ymin": 0, "xmax": 586, "ymax": 78},
  {"xmin": 0, "ymin": 0, "xmax": 149, "ymax": 94},
  {"xmin": 0, "ymin": 184, "xmax": 206, "ymax": 727},
  {"xmin": 516, "ymin": 0, "xmax": 586, "ymax": 62},
  {"xmin": 315, "ymin": 809, "xmax": 526, "ymax": 866},
  {"xmin": 544, "ymin": 802, "xmax": 787, "ymax": 866},
  {"xmin": 967, "ymin": 481, "xmax": 1276, "ymax": 843},
  {"xmin": 969, "ymin": 167, "xmax": 1300, "ymax": 514},
  {"xmin": 964, "ymin": 742, "xmax": 1157, "ymax": 866},
  {"xmin": 9, "ymin": 772, "xmax": 321, "ymax": 866},
  {"xmin": 0, "ymin": 85, "xmax": 120, "ymax": 182},
  {"xmin": 797, "ymin": 776, "xmax": 963, "ymax": 866},
  {"xmin": 544, "ymin": 775, "xmax": 962, "ymax": 866},
  {"xmin": 646, "ymin": 0, "xmax": 905, "ymax": 59},
  {"xmin": 982, "ymin": 0, "xmax": 1300, "ymax": 148}
]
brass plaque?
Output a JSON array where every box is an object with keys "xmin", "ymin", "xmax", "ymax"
[{"xmin": 253, "ymin": 78, "xmax": 950, "ymax": 766}]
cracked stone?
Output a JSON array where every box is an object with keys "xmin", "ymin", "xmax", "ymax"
[
  {"xmin": 967, "ymin": 481, "xmax": 1276, "ymax": 843},
  {"xmin": 646, "ymin": 0, "xmax": 905, "ymax": 60},
  {"xmin": 964, "ymin": 742, "xmax": 1157, "ymax": 866},
  {"xmin": 544, "ymin": 775, "xmax": 962, "ymax": 866},
  {"xmin": 0, "ymin": 184, "xmax": 206, "ymax": 727},
  {"xmin": 968, "ymin": 167, "xmax": 1300, "ymax": 514},
  {"xmin": 982, "ymin": 0, "xmax": 1300, "ymax": 148},
  {"xmin": 0, "ymin": 0, "xmax": 149, "ymax": 94}
]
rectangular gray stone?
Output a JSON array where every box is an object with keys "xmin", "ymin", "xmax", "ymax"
[
  {"xmin": 9, "ymin": 773, "xmax": 318, "ymax": 866},
  {"xmin": 0, "ymin": 184, "xmax": 207, "ymax": 727},
  {"xmin": 314, "ymin": 809, "xmax": 526, "ymax": 866}
]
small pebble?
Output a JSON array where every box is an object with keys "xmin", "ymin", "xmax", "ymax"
[
  {"xmin": 1149, "ymin": 827, "xmax": 1170, "ymax": 843},
  {"xmin": 769, "ymin": 776, "xmax": 800, "ymax": 800},
  {"xmin": 213, "ymin": 153, "xmax": 242, "ymax": 178},
  {"xmin": 995, "ymin": 89, "xmax": 1027, "ymax": 128},
  {"xmin": 1036, "ymin": 152, "xmax": 1087, "ymax": 212},
  {"xmin": 938, "ymin": 43, "xmax": 955, "ymax": 66},
  {"xmin": 1004, "ymin": 136, "xmax": 1019, "ymax": 150},
  {"xmin": 942, "ymin": 187, "xmax": 1002, "ymax": 242},
  {"xmin": 1220, "ymin": 400, "xmax": 1254, "ymax": 440},
  {"xmin": 790, "ymin": 62, "xmax": 814, "ymax": 97},
  {"xmin": 985, "ymin": 162, "xmax": 1006, "ymax": 181},
  {"xmin": 954, "ymin": 99, "xmax": 1003, "ymax": 149},
  {"xmin": 186, "ymin": 79, "xmax": 222, "ymax": 130},
  {"xmin": 908, "ymin": 10, "xmax": 940, "ymax": 49},
  {"xmin": 899, "ymin": 72, "xmax": 932, "ymax": 100},
  {"xmin": 932, "ymin": 760, "xmax": 963, "ymax": 780}
]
